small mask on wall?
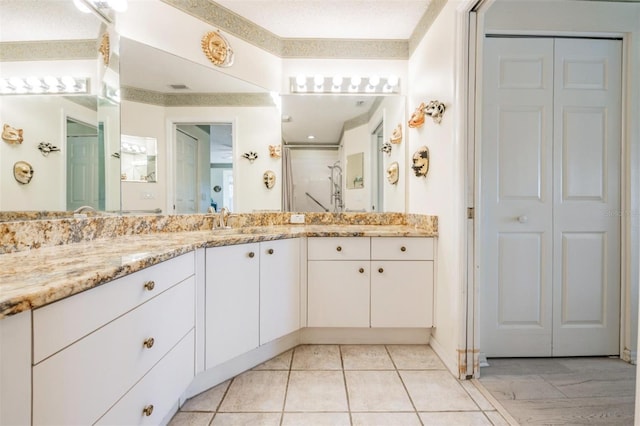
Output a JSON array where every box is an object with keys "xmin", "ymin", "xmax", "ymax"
[
  {"xmin": 201, "ymin": 30, "xmax": 234, "ymax": 68},
  {"xmin": 2, "ymin": 123, "xmax": 23, "ymax": 144},
  {"xmin": 263, "ymin": 170, "xmax": 276, "ymax": 189},
  {"xmin": 425, "ymin": 100, "xmax": 446, "ymax": 124},
  {"xmin": 408, "ymin": 102, "xmax": 426, "ymax": 128},
  {"xmin": 412, "ymin": 146, "xmax": 430, "ymax": 177},
  {"xmin": 37, "ymin": 142, "xmax": 60, "ymax": 156},
  {"xmin": 269, "ymin": 144, "xmax": 282, "ymax": 158},
  {"xmin": 14, "ymin": 161, "xmax": 34, "ymax": 184},
  {"xmin": 390, "ymin": 124, "xmax": 403, "ymax": 144},
  {"xmin": 386, "ymin": 162, "xmax": 399, "ymax": 185},
  {"xmin": 242, "ymin": 151, "xmax": 258, "ymax": 163},
  {"xmin": 99, "ymin": 32, "xmax": 110, "ymax": 66},
  {"xmin": 380, "ymin": 141, "xmax": 392, "ymax": 155}
]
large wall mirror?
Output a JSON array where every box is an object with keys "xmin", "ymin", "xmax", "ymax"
[{"xmin": 0, "ymin": 0, "xmax": 121, "ymax": 217}]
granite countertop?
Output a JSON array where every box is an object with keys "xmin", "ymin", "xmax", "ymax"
[{"xmin": 0, "ymin": 224, "xmax": 435, "ymax": 319}]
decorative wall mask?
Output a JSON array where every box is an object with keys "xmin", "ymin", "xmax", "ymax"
[
  {"xmin": 411, "ymin": 146, "xmax": 430, "ymax": 177},
  {"xmin": 213, "ymin": 185, "xmax": 222, "ymax": 193},
  {"xmin": 99, "ymin": 32, "xmax": 110, "ymax": 66},
  {"xmin": 201, "ymin": 31, "xmax": 234, "ymax": 67},
  {"xmin": 112, "ymin": 152, "xmax": 121, "ymax": 158},
  {"xmin": 13, "ymin": 161, "xmax": 34, "ymax": 184},
  {"xmin": 269, "ymin": 144, "xmax": 282, "ymax": 158},
  {"xmin": 242, "ymin": 151, "xmax": 258, "ymax": 163},
  {"xmin": 263, "ymin": 170, "xmax": 276, "ymax": 189},
  {"xmin": 386, "ymin": 162, "xmax": 399, "ymax": 185},
  {"xmin": 380, "ymin": 141, "xmax": 392, "ymax": 155},
  {"xmin": 408, "ymin": 102, "xmax": 426, "ymax": 128},
  {"xmin": 2, "ymin": 124, "xmax": 23, "ymax": 144},
  {"xmin": 390, "ymin": 124, "xmax": 403, "ymax": 144},
  {"xmin": 37, "ymin": 142, "xmax": 60, "ymax": 156},
  {"xmin": 425, "ymin": 100, "xmax": 446, "ymax": 124}
]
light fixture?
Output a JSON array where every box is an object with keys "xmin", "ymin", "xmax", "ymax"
[
  {"xmin": 307, "ymin": 135, "xmax": 316, "ymax": 140},
  {"xmin": 0, "ymin": 77, "xmax": 88, "ymax": 95},
  {"xmin": 290, "ymin": 75, "xmax": 399, "ymax": 95}
]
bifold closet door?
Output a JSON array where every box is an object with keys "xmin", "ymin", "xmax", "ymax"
[{"xmin": 480, "ymin": 37, "xmax": 621, "ymax": 357}]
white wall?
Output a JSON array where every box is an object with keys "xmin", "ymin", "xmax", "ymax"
[
  {"xmin": 484, "ymin": 0, "xmax": 640, "ymax": 365},
  {"xmin": 407, "ymin": 0, "xmax": 467, "ymax": 376}
]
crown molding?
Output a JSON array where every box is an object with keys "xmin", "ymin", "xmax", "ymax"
[
  {"xmin": 121, "ymin": 86, "xmax": 275, "ymax": 107},
  {"xmin": 0, "ymin": 39, "xmax": 98, "ymax": 62}
]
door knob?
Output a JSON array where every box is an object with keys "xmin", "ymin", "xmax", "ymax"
[
  {"xmin": 267, "ymin": 248, "xmax": 274, "ymax": 255},
  {"xmin": 517, "ymin": 215, "xmax": 528, "ymax": 223},
  {"xmin": 359, "ymin": 268, "xmax": 364, "ymax": 273}
]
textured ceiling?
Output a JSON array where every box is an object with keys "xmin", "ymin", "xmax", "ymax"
[{"xmin": 215, "ymin": 0, "xmax": 432, "ymax": 39}]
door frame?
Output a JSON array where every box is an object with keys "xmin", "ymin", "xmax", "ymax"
[{"xmin": 463, "ymin": 1, "xmax": 636, "ymax": 377}]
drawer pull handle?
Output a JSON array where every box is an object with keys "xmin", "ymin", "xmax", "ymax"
[
  {"xmin": 248, "ymin": 252, "xmax": 255, "ymax": 258},
  {"xmin": 143, "ymin": 337, "xmax": 155, "ymax": 349},
  {"xmin": 336, "ymin": 246, "xmax": 342, "ymax": 252},
  {"xmin": 143, "ymin": 280, "xmax": 155, "ymax": 291},
  {"xmin": 142, "ymin": 404, "xmax": 154, "ymax": 417},
  {"xmin": 378, "ymin": 268, "xmax": 384, "ymax": 273},
  {"xmin": 359, "ymin": 268, "xmax": 364, "ymax": 273},
  {"xmin": 400, "ymin": 246, "xmax": 407, "ymax": 252},
  {"xmin": 267, "ymin": 248, "xmax": 274, "ymax": 255}
]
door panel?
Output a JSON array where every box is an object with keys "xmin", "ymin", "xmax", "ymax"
[
  {"xmin": 552, "ymin": 38, "xmax": 621, "ymax": 356},
  {"xmin": 175, "ymin": 130, "xmax": 198, "ymax": 214},
  {"xmin": 480, "ymin": 37, "xmax": 554, "ymax": 357}
]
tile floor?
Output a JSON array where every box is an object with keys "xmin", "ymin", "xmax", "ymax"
[
  {"xmin": 478, "ymin": 357, "xmax": 636, "ymax": 425},
  {"xmin": 169, "ymin": 344, "xmax": 512, "ymax": 425}
]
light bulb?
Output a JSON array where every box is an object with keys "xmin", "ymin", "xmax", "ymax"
[
  {"xmin": 332, "ymin": 76, "xmax": 343, "ymax": 87},
  {"xmin": 369, "ymin": 75, "xmax": 380, "ymax": 87},
  {"xmin": 350, "ymin": 76, "xmax": 362, "ymax": 87},
  {"xmin": 387, "ymin": 74, "xmax": 399, "ymax": 87},
  {"xmin": 314, "ymin": 74, "xmax": 324, "ymax": 87},
  {"xmin": 296, "ymin": 75, "xmax": 306, "ymax": 86}
]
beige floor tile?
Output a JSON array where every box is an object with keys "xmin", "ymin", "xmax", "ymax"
[
  {"xmin": 351, "ymin": 412, "xmax": 422, "ymax": 425},
  {"xmin": 401, "ymin": 370, "xmax": 478, "ymax": 411},
  {"xmin": 181, "ymin": 380, "xmax": 230, "ymax": 412},
  {"xmin": 218, "ymin": 370, "xmax": 288, "ymax": 412},
  {"xmin": 211, "ymin": 412, "xmax": 281, "ymax": 425},
  {"xmin": 386, "ymin": 344, "xmax": 446, "ymax": 369},
  {"xmin": 253, "ymin": 350, "xmax": 293, "ymax": 370},
  {"xmin": 281, "ymin": 412, "xmax": 351, "ymax": 426},
  {"xmin": 418, "ymin": 411, "xmax": 493, "ymax": 426},
  {"xmin": 168, "ymin": 411, "xmax": 214, "ymax": 426},
  {"xmin": 285, "ymin": 370, "xmax": 348, "ymax": 412},
  {"xmin": 292, "ymin": 344, "xmax": 342, "ymax": 370},
  {"xmin": 345, "ymin": 370, "xmax": 414, "ymax": 412},
  {"xmin": 341, "ymin": 344, "xmax": 395, "ymax": 370}
]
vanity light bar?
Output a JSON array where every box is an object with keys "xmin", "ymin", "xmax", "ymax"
[
  {"xmin": 0, "ymin": 77, "xmax": 88, "ymax": 95},
  {"xmin": 290, "ymin": 75, "xmax": 400, "ymax": 94}
]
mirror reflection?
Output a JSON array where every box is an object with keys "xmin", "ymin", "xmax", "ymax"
[{"xmin": 120, "ymin": 135, "xmax": 157, "ymax": 182}]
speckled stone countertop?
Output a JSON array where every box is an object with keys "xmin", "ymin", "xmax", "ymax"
[{"xmin": 0, "ymin": 219, "xmax": 437, "ymax": 319}]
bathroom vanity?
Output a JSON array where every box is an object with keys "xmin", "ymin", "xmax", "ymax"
[{"xmin": 0, "ymin": 213, "xmax": 437, "ymax": 425}]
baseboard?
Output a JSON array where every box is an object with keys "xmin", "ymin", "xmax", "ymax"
[
  {"xmin": 622, "ymin": 347, "xmax": 637, "ymax": 365},
  {"xmin": 299, "ymin": 327, "xmax": 431, "ymax": 344},
  {"xmin": 428, "ymin": 334, "xmax": 460, "ymax": 378}
]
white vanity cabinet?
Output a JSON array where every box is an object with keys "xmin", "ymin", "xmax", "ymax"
[
  {"xmin": 307, "ymin": 237, "xmax": 434, "ymax": 328},
  {"xmin": 205, "ymin": 239, "xmax": 301, "ymax": 368},
  {"xmin": 308, "ymin": 237, "xmax": 371, "ymax": 327},
  {"xmin": 370, "ymin": 237, "xmax": 434, "ymax": 327},
  {"xmin": 259, "ymin": 238, "xmax": 301, "ymax": 344},
  {"xmin": 31, "ymin": 253, "xmax": 196, "ymax": 426}
]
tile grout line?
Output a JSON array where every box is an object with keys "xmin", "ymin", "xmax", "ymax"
[
  {"xmin": 385, "ymin": 344, "xmax": 426, "ymax": 426},
  {"xmin": 338, "ymin": 345, "xmax": 355, "ymax": 426},
  {"xmin": 279, "ymin": 348, "xmax": 295, "ymax": 426}
]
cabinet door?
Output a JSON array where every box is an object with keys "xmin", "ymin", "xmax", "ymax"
[
  {"xmin": 205, "ymin": 243, "xmax": 260, "ymax": 368},
  {"xmin": 371, "ymin": 261, "xmax": 433, "ymax": 328},
  {"xmin": 308, "ymin": 261, "xmax": 369, "ymax": 327},
  {"xmin": 260, "ymin": 239, "xmax": 300, "ymax": 344}
]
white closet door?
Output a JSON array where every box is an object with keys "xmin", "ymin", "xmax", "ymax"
[
  {"xmin": 175, "ymin": 130, "xmax": 198, "ymax": 213},
  {"xmin": 552, "ymin": 38, "xmax": 621, "ymax": 356},
  {"xmin": 480, "ymin": 37, "xmax": 622, "ymax": 357},
  {"xmin": 480, "ymin": 37, "xmax": 555, "ymax": 357}
]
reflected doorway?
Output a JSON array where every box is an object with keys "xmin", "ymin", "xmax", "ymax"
[
  {"xmin": 66, "ymin": 118, "xmax": 103, "ymax": 211},
  {"xmin": 371, "ymin": 121, "xmax": 384, "ymax": 212}
]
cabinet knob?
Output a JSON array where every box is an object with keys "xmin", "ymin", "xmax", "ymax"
[
  {"xmin": 143, "ymin": 337, "xmax": 155, "ymax": 349},
  {"xmin": 400, "ymin": 246, "xmax": 407, "ymax": 252},
  {"xmin": 378, "ymin": 268, "xmax": 384, "ymax": 273},
  {"xmin": 143, "ymin": 280, "xmax": 155, "ymax": 291},
  {"xmin": 248, "ymin": 252, "xmax": 255, "ymax": 258},
  {"xmin": 142, "ymin": 404, "xmax": 154, "ymax": 417},
  {"xmin": 359, "ymin": 268, "xmax": 364, "ymax": 273},
  {"xmin": 336, "ymin": 246, "xmax": 342, "ymax": 252},
  {"xmin": 267, "ymin": 248, "xmax": 274, "ymax": 255}
]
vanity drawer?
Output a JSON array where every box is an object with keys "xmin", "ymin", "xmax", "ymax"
[
  {"xmin": 95, "ymin": 330, "xmax": 195, "ymax": 426},
  {"xmin": 371, "ymin": 237, "xmax": 434, "ymax": 261},
  {"xmin": 32, "ymin": 277, "xmax": 195, "ymax": 426},
  {"xmin": 33, "ymin": 251, "xmax": 195, "ymax": 363},
  {"xmin": 308, "ymin": 237, "xmax": 370, "ymax": 260}
]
